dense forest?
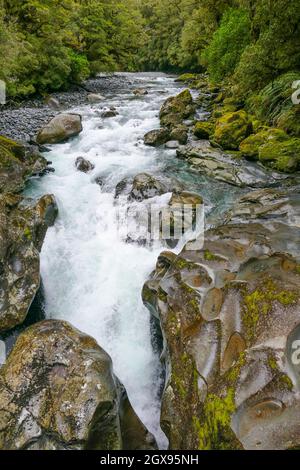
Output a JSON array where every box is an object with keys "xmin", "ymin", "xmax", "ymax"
[{"xmin": 1, "ymin": 0, "xmax": 300, "ymax": 132}]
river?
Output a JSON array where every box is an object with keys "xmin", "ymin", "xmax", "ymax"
[{"xmin": 24, "ymin": 72, "xmax": 244, "ymax": 449}]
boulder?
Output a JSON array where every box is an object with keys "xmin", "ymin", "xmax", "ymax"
[
  {"xmin": 165, "ymin": 141, "xmax": 180, "ymax": 149},
  {"xmin": 0, "ymin": 193, "xmax": 58, "ymax": 332},
  {"xmin": 169, "ymin": 125, "xmax": 188, "ymax": 145},
  {"xmin": 75, "ymin": 157, "xmax": 95, "ymax": 173},
  {"xmin": 194, "ymin": 121, "xmax": 215, "ymax": 140},
  {"xmin": 133, "ymin": 88, "xmax": 148, "ymax": 96},
  {"xmin": 0, "ymin": 320, "xmax": 157, "ymax": 450},
  {"xmin": 144, "ymin": 128, "xmax": 170, "ymax": 147},
  {"xmin": 143, "ymin": 208, "xmax": 300, "ymax": 449},
  {"xmin": 258, "ymin": 138, "xmax": 300, "ymax": 173},
  {"xmin": 0, "ymin": 136, "xmax": 48, "ymax": 194},
  {"xmin": 36, "ymin": 113, "xmax": 83, "ymax": 145},
  {"xmin": 129, "ymin": 173, "xmax": 167, "ymax": 201},
  {"xmin": 87, "ymin": 93, "xmax": 105, "ymax": 103},
  {"xmin": 101, "ymin": 110, "xmax": 119, "ymax": 118},
  {"xmin": 239, "ymin": 128, "xmax": 289, "ymax": 160},
  {"xmin": 160, "ymin": 90, "xmax": 195, "ymax": 129},
  {"xmin": 214, "ymin": 111, "xmax": 253, "ymax": 150}
]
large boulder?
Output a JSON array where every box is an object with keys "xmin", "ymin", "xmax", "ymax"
[
  {"xmin": 239, "ymin": 128, "xmax": 289, "ymax": 161},
  {"xmin": 143, "ymin": 186, "xmax": 300, "ymax": 450},
  {"xmin": 144, "ymin": 128, "xmax": 170, "ymax": 147},
  {"xmin": 0, "ymin": 136, "xmax": 48, "ymax": 194},
  {"xmin": 258, "ymin": 138, "xmax": 300, "ymax": 173},
  {"xmin": 160, "ymin": 90, "xmax": 195, "ymax": 129},
  {"xmin": 169, "ymin": 125, "xmax": 188, "ymax": 145},
  {"xmin": 36, "ymin": 114, "xmax": 83, "ymax": 145},
  {"xmin": 0, "ymin": 193, "xmax": 58, "ymax": 332},
  {"xmin": 129, "ymin": 173, "xmax": 167, "ymax": 201},
  {"xmin": 193, "ymin": 121, "xmax": 215, "ymax": 140},
  {"xmin": 0, "ymin": 320, "xmax": 157, "ymax": 450},
  {"xmin": 214, "ymin": 111, "xmax": 253, "ymax": 150}
]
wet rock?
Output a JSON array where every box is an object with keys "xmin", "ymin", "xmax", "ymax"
[
  {"xmin": 0, "ymin": 320, "xmax": 157, "ymax": 450},
  {"xmin": 0, "ymin": 193, "xmax": 58, "ymax": 332},
  {"xmin": 75, "ymin": 157, "xmax": 95, "ymax": 173},
  {"xmin": 160, "ymin": 90, "xmax": 195, "ymax": 129},
  {"xmin": 165, "ymin": 141, "xmax": 179, "ymax": 149},
  {"xmin": 133, "ymin": 88, "xmax": 148, "ymax": 96},
  {"xmin": 177, "ymin": 141, "xmax": 288, "ymax": 188},
  {"xmin": 143, "ymin": 195, "xmax": 300, "ymax": 449},
  {"xmin": 129, "ymin": 173, "xmax": 167, "ymax": 201},
  {"xmin": 0, "ymin": 136, "xmax": 48, "ymax": 194},
  {"xmin": 169, "ymin": 125, "xmax": 188, "ymax": 145},
  {"xmin": 214, "ymin": 111, "xmax": 253, "ymax": 150},
  {"xmin": 36, "ymin": 113, "xmax": 83, "ymax": 145},
  {"xmin": 144, "ymin": 128, "xmax": 170, "ymax": 147},
  {"xmin": 101, "ymin": 110, "xmax": 119, "ymax": 118},
  {"xmin": 87, "ymin": 93, "xmax": 105, "ymax": 103}
]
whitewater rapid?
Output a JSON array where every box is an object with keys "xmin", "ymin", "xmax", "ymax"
[{"xmin": 25, "ymin": 73, "xmax": 192, "ymax": 448}]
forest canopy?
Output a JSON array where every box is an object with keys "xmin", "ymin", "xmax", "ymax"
[{"xmin": 0, "ymin": 0, "xmax": 299, "ymax": 101}]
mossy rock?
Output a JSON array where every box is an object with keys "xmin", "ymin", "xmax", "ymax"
[
  {"xmin": 214, "ymin": 110, "xmax": 253, "ymax": 150},
  {"xmin": 194, "ymin": 121, "xmax": 215, "ymax": 140},
  {"xmin": 0, "ymin": 135, "xmax": 25, "ymax": 160},
  {"xmin": 175, "ymin": 73, "xmax": 199, "ymax": 83},
  {"xmin": 240, "ymin": 128, "xmax": 289, "ymax": 160},
  {"xmin": 276, "ymin": 106, "xmax": 300, "ymax": 138},
  {"xmin": 258, "ymin": 138, "xmax": 300, "ymax": 173},
  {"xmin": 160, "ymin": 90, "xmax": 195, "ymax": 128}
]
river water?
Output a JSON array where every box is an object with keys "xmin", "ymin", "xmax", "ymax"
[{"xmin": 25, "ymin": 72, "xmax": 243, "ymax": 448}]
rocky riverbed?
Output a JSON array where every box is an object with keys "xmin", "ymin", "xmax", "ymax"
[{"xmin": 1, "ymin": 72, "xmax": 300, "ymax": 450}]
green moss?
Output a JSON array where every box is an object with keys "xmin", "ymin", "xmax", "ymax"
[
  {"xmin": 258, "ymin": 137, "xmax": 300, "ymax": 173},
  {"xmin": 278, "ymin": 373, "xmax": 294, "ymax": 392},
  {"xmin": 193, "ymin": 388, "xmax": 236, "ymax": 450},
  {"xmin": 268, "ymin": 356, "xmax": 278, "ymax": 371},
  {"xmin": 239, "ymin": 128, "xmax": 289, "ymax": 160},
  {"xmin": 24, "ymin": 227, "xmax": 32, "ymax": 241},
  {"xmin": 176, "ymin": 73, "xmax": 199, "ymax": 83},
  {"xmin": 194, "ymin": 121, "xmax": 215, "ymax": 139},
  {"xmin": 276, "ymin": 106, "xmax": 300, "ymax": 138},
  {"xmin": 214, "ymin": 110, "xmax": 253, "ymax": 150},
  {"xmin": 204, "ymin": 250, "xmax": 220, "ymax": 261},
  {"xmin": 226, "ymin": 352, "xmax": 246, "ymax": 383},
  {"xmin": 243, "ymin": 279, "xmax": 298, "ymax": 341}
]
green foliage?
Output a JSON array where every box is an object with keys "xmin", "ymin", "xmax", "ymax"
[
  {"xmin": 0, "ymin": 0, "xmax": 144, "ymax": 98},
  {"xmin": 233, "ymin": 0, "xmax": 300, "ymax": 97},
  {"xmin": 202, "ymin": 8, "xmax": 251, "ymax": 83}
]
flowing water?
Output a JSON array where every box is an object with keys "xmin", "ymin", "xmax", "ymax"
[{"xmin": 25, "ymin": 73, "xmax": 243, "ymax": 449}]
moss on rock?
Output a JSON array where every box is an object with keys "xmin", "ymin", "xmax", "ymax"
[
  {"xmin": 258, "ymin": 137, "xmax": 300, "ymax": 172},
  {"xmin": 239, "ymin": 128, "xmax": 289, "ymax": 160},
  {"xmin": 214, "ymin": 110, "xmax": 253, "ymax": 150},
  {"xmin": 194, "ymin": 121, "xmax": 215, "ymax": 140}
]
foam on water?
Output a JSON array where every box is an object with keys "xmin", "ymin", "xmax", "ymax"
[{"xmin": 26, "ymin": 73, "xmax": 185, "ymax": 449}]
